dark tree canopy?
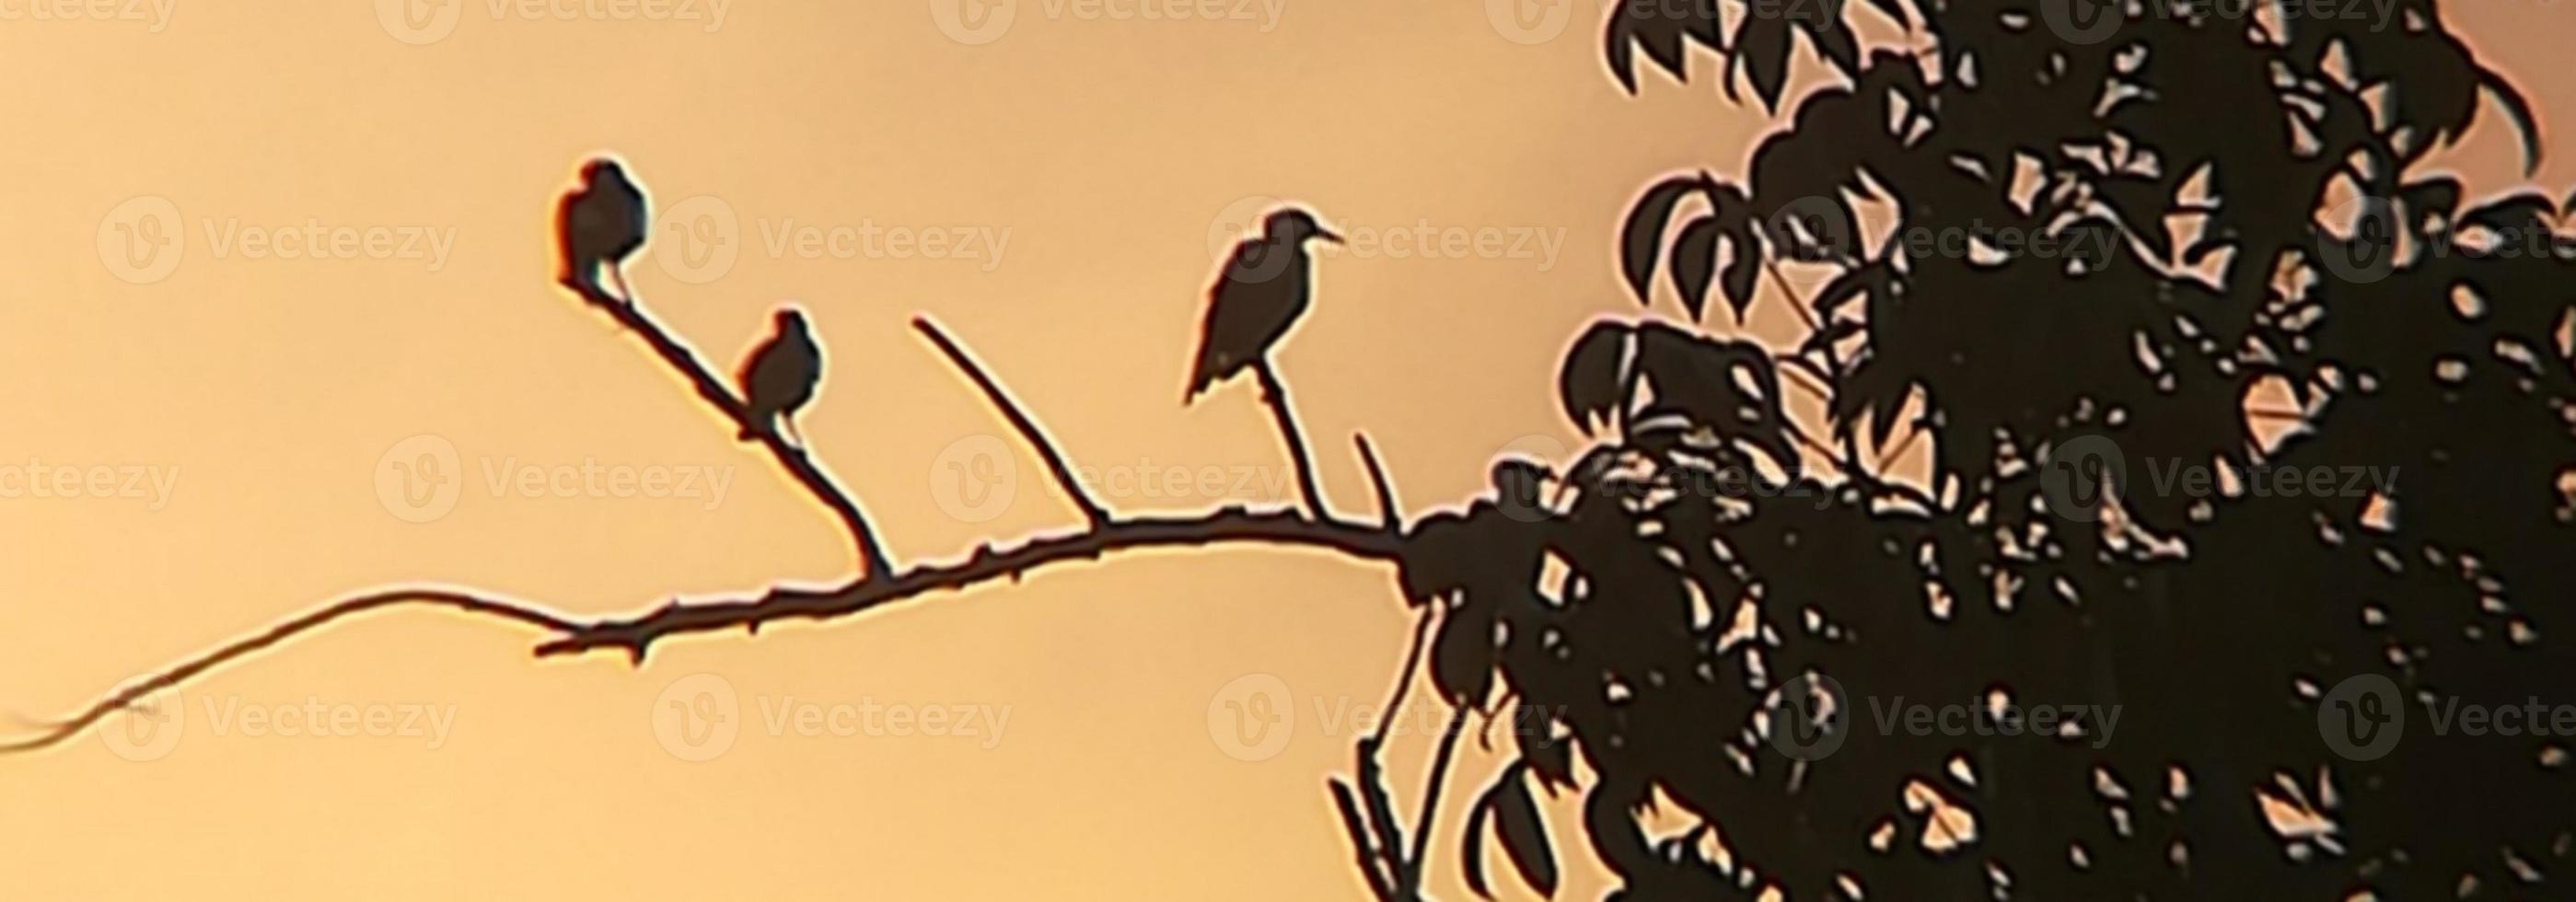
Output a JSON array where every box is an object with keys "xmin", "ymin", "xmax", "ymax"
[{"xmin": 1401, "ymin": 0, "xmax": 2574, "ymax": 897}]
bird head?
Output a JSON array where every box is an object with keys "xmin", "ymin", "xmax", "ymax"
[
  {"xmin": 773, "ymin": 306, "xmax": 809, "ymax": 333},
  {"xmin": 1262, "ymin": 207, "xmax": 1343, "ymax": 246},
  {"xmin": 581, "ymin": 158, "xmax": 628, "ymax": 188}
]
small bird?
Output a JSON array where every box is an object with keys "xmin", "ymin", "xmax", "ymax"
[
  {"xmin": 1185, "ymin": 206, "xmax": 1342, "ymax": 403},
  {"xmin": 737, "ymin": 306, "xmax": 823, "ymax": 445},
  {"xmin": 556, "ymin": 157, "xmax": 649, "ymax": 305}
]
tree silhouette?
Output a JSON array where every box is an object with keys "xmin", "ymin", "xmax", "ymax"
[{"xmin": 11, "ymin": 1, "xmax": 2576, "ymax": 899}]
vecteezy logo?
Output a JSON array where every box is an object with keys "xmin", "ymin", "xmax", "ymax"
[
  {"xmin": 932, "ymin": 0, "xmax": 1015, "ymax": 44},
  {"xmin": 1485, "ymin": 0, "xmax": 1572, "ymax": 44},
  {"xmin": 930, "ymin": 434, "xmax": 1016, "ymax": 523},
  {"xmin": 97, "ymin": 195, "xmax": 184, "ymax": 284},
  {"xmin": 2041, "ymin": 434, "xmax": 2125, "ymax": 523},
  {"xmin": 2313, "ymin": 194, "xmax": 2400, "ymax": 285},
  {"xmin": 1766, "ymin": 673, "xmax": 1849, "ymax": 762},
  {"xmin": 1207, "ymin": 673, "xmax": 1294, "ymax": 762},
  {"xmin": 2042, "ymin": 0, "xmax": 2124, "ymax": 45},
  {"xmin": 1207, "ymin": 194, "xmax": 1298, "ymax": 284},
  {"xmin": 100, "ymin": 685, "xmax": 186, "ymax": 762},
  {"xmin": 652, "ymin": 673, "xmax": 742, "ymax": 762},
  {"xmin": 1766, "ymin": 194, "xmax": 1858, "ymax": 294},
  {"xmin": 375, "ymin": 434, "xmax": 463, "ymax": 524},
  {"xmin": 377, "ymin": 0, "xmax": 463, "ymax": 44},
  {"xmin": 653, "ymin": 194, "xmax": 740, "ymax": 284},
  {"xmin": 2319, "ymin": 674, "xmax": 2405, "ymax": 761}
]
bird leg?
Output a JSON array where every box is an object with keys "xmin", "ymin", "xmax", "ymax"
[
  {"xmin": 781, "ymin": 417, "xmax": 806, "ymax": 449},
  {"xmin": 606, "ymin": 266, "xmax": 637, "ymax": 306}
]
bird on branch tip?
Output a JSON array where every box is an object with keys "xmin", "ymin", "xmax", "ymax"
[
  {"xmin": 737, "ymin": 306, "xmax": 822, "ymax": 447},
  {"xmin": 555, "ymin": 156, "xmax": 649, "ymax": 306},
  {"xmin": 1185, "ymin": 206, "xmax": 1341, "ymax": 404}
]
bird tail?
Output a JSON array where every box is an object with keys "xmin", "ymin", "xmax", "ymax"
[{"xmin": 1183, "ymin": 350, "xmax": 1229, "ymax": 406}]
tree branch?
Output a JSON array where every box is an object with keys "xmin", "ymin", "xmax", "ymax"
[
  {"xmin": 0, "ymin": 587, "xmax": 580, "ymax": 753},
  {"xmin": 569, "ymin": 283, "xmax": 895, "ymax": 579},
  {"xmin": 1355, "ymin": 432, "xmax": 1401, "ymax": 534},
  {"xmin": 911, "ymin": 315, "xmax": 1108, "ymax": 526},
  {"xmin": 530, "ymin": 508, "xmax": 1402, "ymax": 661},
  {"xmin": 1254, "ymin": 360, "xmax": 1330, "ymax": 520}
]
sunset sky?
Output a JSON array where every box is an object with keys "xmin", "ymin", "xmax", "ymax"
[{"xmin": 1, "ymin": 2, "xmax": 2570, "ymax": 898}]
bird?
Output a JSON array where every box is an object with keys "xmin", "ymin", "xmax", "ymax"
[
  {"xmin": 1185, "ymin": 206, "xmax": 1342, "ymax": 403},
  {"xmin": 737, "ymin": 306, "xmax": 823, "ymax": 446},
  {"xmin": 555, "ymin": 157, "xmax": 649, "ymax": 305}
]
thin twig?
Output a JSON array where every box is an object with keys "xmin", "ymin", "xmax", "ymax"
[
  {"xmin": 1355, "ymin": 433, "xmax": 1401, "ymax": 534},
  {"xmin": 571, "ymin": 283, "xmax": 895, "ymax": 579},
  {"xmin": 1403, "ymin": 703, "xmax": 1476, "ymax": 888},
  {"xmin": 1329, "ymin": 779, "xmax": 1400, "ymax": 901},
  {"xmin": 911, "ymin": 316, "xmax": 1109, "ymax": 526},
  {"xmin": 0, "ymin": 587, "xmax": 579, "ymax": 753},
  {"xmin": 1255, "ymin": 360, "xmax": 1331, "ymax": 520}
]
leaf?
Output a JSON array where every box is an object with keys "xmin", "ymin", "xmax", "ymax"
[
  {"xmin": 1669, "ymin": 215, "xmax": 1722, "ymax": 320},
  {"xmin": 1738, "ymin": 16, "xmax": 1793, "ymax": 112},
  {"xmin": 1431, "ymin": 600, "xmax": 1496, "ymax": 708},
  {"xmin": 1558, "ymin": 320, "xmax": 1634, "ymax": 434},
  {"xmin": 1491, "ymin": 766, "xmax": 1561, "ymax": 896},
  {"xmin": 1798, "ymin": 18, "xmax": 1861, "ymax": 80},
  {"xmin": 1517, "ymin": 715, "xmax": 1574, "ymax": 791},
  {"xmin": 1604, "ymin": 16, "xmax": 1639, "ymax": 94},
  {"xmin": 1462, "ymin": 783, "xmax": 1499, "ymax": 899},
  {"xmin": 1721, "ymin": 218, "xmax": 1761, "ymax": 320},
  {"xmin": 1621, "ymin": 176, "xmax": 1703, "ymax": 305}
]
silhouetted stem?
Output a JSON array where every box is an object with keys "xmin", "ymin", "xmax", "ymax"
[
  {"xmin": 0, "ymin": 588, "xmax": 580, "ymax": 753},
  {"xmin": 1254, "ymin": 361, "xmax": 1331, "ymax": 520},
  {"xmin": 532, "ymin": 509, "xmax": 1403, "ymax": 660},
  {"xmin": 1403, "ymin": 704, "xmax": 1475, "ymax": 888},
  {"xmin": 1329, "ymin": 779, "xmax": 1399, "ymax": 901},
  {"xmin": 911, "ymin": 315, "xmax": 1108, "ymax": 526},
  {"xmin": 1355, "ymin": 432, "xmax": 1401, "ymax": 533},
  {"xmin": 573, "ymin": 283, "xmax": 895, "ymax": 580}
]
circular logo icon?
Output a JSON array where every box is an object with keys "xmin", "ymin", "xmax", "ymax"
[
  {"xmin": 930, "ymin": 434, "xmax": 1017, "ymax": 523},
  {"xmin": 1485, "ymin": 0, "xmax": 1572, "ymax": 44},
  {"xmin": 2318, "ymin": 674, "xmax": 2405, "ymax": 762},
  {"xmin": 1764, "ymin": 194, "xmax": 1857, "ymax": 295},
  {"xmin": 2040, "ymin": 434, "xmax": 2125, "ymax": 523},
  {"xmin": 652, "ymin": 194, "xmax": 740, "ymax": 284},
  {"xmin": 375, "ymin": 434, "xmax": 463, "ymax": 524},
  {"xmin": 377, "ymin": 0, "xmax": 462, "ymax": 45},
  {"xmin": 1208, "ymin": 673, "xmax": 1294, "ymax": 762},
  {"xmin": 100, "ymin": 685, "xmax": 185, "ymax": 762},
  {"xmin": 1207, "ymin": 194, "xmax": 1302, "ymax": 284},
  {"xmin": 652, "ymin": 672, "xmax": 742, "ymax": 762},
  {"xmin": 97, "ymin": 195, "xmax": 184, "ymax": 285},
  {"xmin": 932, "ymin": 0, "xmax": 1015, "ymax": 44},
  {"xmin": 2314, "ymin": 194, "xmax": 2399, "ymax": 285},
  {"xmin": 1767, "ymin": 673, "xmax": 1849, "ymax": 762},
  {"xmin": 1491, "ymin": 434, "xmax": 1569, "ymax": 523},
  {"xmin": 2042, "ymin": 0, "xmax": 2124, "ymax": 45}
]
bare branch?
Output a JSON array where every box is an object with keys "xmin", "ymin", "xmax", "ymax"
[
  {"xmin": 0, "ymin": 587, "xmax": 578, "ymax": 753},
  {"xmin": 531, "ymin": 509, "xmax": 1402, "ymax": 660},
  {"xmin": 1329, "ymin": 779, "xmax": 1399, "ymax": 901},
  {"xmin": 911, "ymin": 315, "xmax": 1108, "ymax": 526},
  {"xmin": 571, "ymin": 283, "xmax": 895, "ymax": 579},
  {"xmin": 1253, "ymin": 360, "xmax": 1331, "ymax": 520},
  {"xmin": 1404, "ymin": 704, "xmax": 1474, "ymax": 886},
  {"xmin": 1355, "ymin": 433, "xmax": 1401, "ymax": 533}
]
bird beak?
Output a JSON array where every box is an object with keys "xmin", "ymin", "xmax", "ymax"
[{"xmin": 1315, "ymin": 227, "xmax": 1344, "ymax": 245}]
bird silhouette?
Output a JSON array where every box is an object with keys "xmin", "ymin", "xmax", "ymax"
[
  {"xmin": 1185, "ymin": 206, "xmax": 1341, "ymax": 403},
  {"xmin": 555, "ymin": 157, "xmax": 649, "ymax": 305},
  {"xmin": 737, "ymin": 306, "xmax": 822, "ymax": 446}
]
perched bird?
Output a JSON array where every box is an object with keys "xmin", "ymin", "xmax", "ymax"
[
  {"xmin": 555, "ymin": 157, "xmax": 649, "ymax": 304},
  {"xmin": 1185, "ymin": 206, "xmax": 1342, "ymax": 403},
  {"xmin": 737, "ymin": 306, "xmax": 823, "ymax": 445}
]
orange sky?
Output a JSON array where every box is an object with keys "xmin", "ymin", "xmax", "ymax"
[{"xmin": 1, "ymin": 2, "xmax": 2570, "ymax": 899}]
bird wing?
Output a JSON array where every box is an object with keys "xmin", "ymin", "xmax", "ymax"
[
  {"xmin": 745, "ymin": 328, "xmax": 822, "ymax": 415},
  {"xmin": 1187, "ymin": 240, "xmax": 1304, "ymax": 399}
]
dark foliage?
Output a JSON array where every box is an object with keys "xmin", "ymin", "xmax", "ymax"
[{"xmin": 1407, "ymin": 0, "xmax": 2576, "ymax": 897}]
